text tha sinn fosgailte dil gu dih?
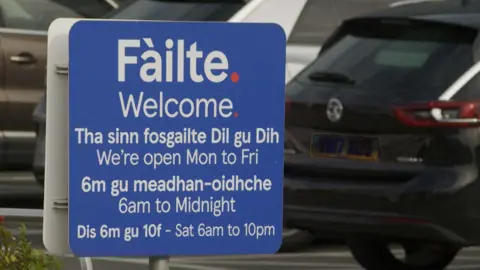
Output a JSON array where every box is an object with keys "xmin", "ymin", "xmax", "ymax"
[{"xmin": 73, "ymin": 38, "xmax": 282, "ymax": 242}]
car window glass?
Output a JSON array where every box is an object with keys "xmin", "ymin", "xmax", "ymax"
[
  {"xmin": 373, "ymin": 40, "xmax": 437, "ymax": 67},
  {"xmin": 109, "ymin": 0, "xmax": 244, "ymax": 21},
  {"xmin": 290, "ymin": 19, "xmax": 476, "ymax": 102},
  {"xmin": 288, "ymin": 0, "xmax": 398, "ymax": 46},
  {"xmin": 0, "ymin": 0, "xmax": 82, "ymax": 31}
]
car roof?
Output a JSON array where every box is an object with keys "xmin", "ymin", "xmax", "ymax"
[{"xmin": 357, "ymin": 0, "xmax": 480, "ymax": 28}]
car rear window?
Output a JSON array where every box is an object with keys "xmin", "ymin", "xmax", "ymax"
[
  {"xmin": 109, "ymin": 0, "xmax": 244, "ymax": 21},
  {"xmin": 292, "ymin": 18, "xmax": 477, "ymax": 102}
]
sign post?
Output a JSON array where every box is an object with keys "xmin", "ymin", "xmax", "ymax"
[
  {"xmin": 45, "ymin": 18, "xmax": 286, "ymax": 264},
  {"xmin": 149, "ymin": 256, "xmax": 169, "ymax": 270},
  {"xmin": 79, "ymin": 257, "xmax": 94, "ymax": 270}
]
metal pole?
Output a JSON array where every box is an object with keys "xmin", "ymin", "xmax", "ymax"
[
  {"xmin": 79, "ymin": 257, "xmax": 94, "ymax": 270},
  {"xmin": 149, "ymin": 256, "xmax": 169, "ymax": 270}
]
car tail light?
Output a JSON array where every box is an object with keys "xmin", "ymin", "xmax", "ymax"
[{"xmin": 394, "ymin": 101, "xmax": 480, "ymax": 127}]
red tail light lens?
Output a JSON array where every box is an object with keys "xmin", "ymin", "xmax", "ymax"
[{"xmin": 394, "ymin": 101, "xmax": 480, "ymax": 127}]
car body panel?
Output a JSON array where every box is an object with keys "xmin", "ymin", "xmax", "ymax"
[
  {"xmin": 2, "ymin": 29, "xmax": 46, "ymax": 132},
  {"xmin": 0, "ymin": 28, "xmax": 47, "ymax": 169},
  {"xmin": 0, "ymin": 0, "xmax": 129, "ymax": 171},
  {"xmin": 283, "ymin": 6, "xmax": 480, "ymax": 245},
  {"xmin": 0, "ymin": 33, "xmax": 7, "ymax": 131}
]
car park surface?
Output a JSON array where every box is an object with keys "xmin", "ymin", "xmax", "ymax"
[
  {"xmin": 10, "ymin": 218, "xmax": 480, "ymax": 270},
  {"xmin": 48, "ymin": 247, "xmax": 480, "ymax": 270}
]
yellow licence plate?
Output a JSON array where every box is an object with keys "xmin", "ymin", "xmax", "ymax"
[{"xmin": 310, "ymin": 133, "xmax": 380, "ymax": 161}]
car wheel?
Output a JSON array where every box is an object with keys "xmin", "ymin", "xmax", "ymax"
[
  {"xmin": 347, "ymin": 238, "xmax": 460, "ymax": 270},
  {"xmin": 279, "ymin": 228, "xmax": 314, "ymax": 252}
]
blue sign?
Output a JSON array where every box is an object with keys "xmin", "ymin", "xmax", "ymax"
[{"xmin": 68, "ymin": 20, "xmax": 286, "ymax": 257}]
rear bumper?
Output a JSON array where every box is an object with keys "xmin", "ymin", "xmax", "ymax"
[
  {"xmin": 284, "ymin": 205, "xmax": 467, "ymax": 245},
  {"xmin": 284, "ymin": 169, "xmax": 480, "ymax": 246}
]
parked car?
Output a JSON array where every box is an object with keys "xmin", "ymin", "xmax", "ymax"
[
  {"xmin": 284, "ymin": 0, "xmax": 480, "ymax": 268},
  {"xmin": 0, "ymin": 0, "xmax": 128, "ymax": 174}
]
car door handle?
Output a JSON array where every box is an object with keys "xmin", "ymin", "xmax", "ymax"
[{"xmin": 10, "ymin": 54, "xmax": 36, "ymax": 64}]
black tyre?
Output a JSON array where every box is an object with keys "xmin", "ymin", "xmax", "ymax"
[
  {"xmin": 347, "ymin": 238, "xmax": 460, "ymax": 270},
  {"xmin": 279, "ymin": 228, "xmax": 314, "ymax": 252}
]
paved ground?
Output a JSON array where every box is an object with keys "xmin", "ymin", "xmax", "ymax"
[{"xmin": 2, "ymin": 217, "xmax": 480, "ymax": 270}]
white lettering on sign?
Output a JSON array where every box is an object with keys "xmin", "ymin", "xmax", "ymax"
[
  {"xmin": 118, "ymin": 91, "xmax": 233, "ymax": 119},
  {"xmin": 118, "ymin": 38, "xmax": 229, "ymax": 83},
  {"xmin": 115, "ymin": 38, "xmax": 237, "ymax": 119}
]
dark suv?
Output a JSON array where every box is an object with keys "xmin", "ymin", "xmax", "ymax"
[{"xmin": 284, "ymin": 1, "xmax": 480, "ymax": 269}]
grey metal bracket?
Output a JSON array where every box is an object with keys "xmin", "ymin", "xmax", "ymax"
[
  {"xmin": 52, "ymin": 198, "xmax": 68, "ymax": 210},
  {"xmin": 55, "ymin": 64, "xmax": 68, "ymax": 75}
]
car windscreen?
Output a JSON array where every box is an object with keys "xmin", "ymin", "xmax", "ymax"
[
  {"xmin": 108, "ymin": 0, "xmax": 244, "ymax": 21},
  {"xmin": 293, "ymin": 18, "xmax": 477, "ymax": 102}
]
